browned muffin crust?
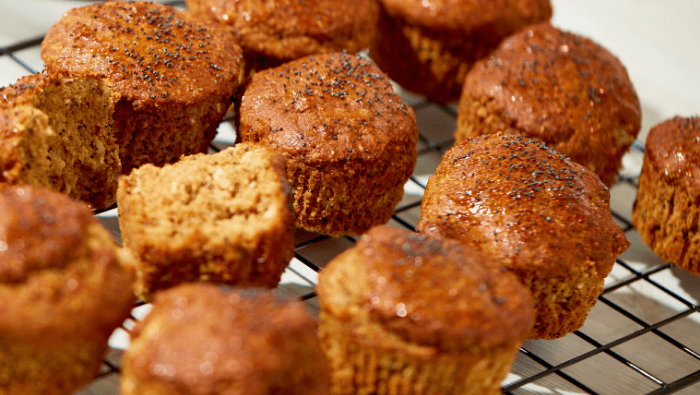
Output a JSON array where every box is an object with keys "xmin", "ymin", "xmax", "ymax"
[
  {"xmin": 455, "ymin": 22, "xmax": 641, "ymax": 186},
  {"xmin": 121, "ymin": 284, "xmax": 330, "ymax": 395},
  {"xmin": 317, "ymin": 225, "xmax": 534, "ymax": 394},
  {"xmin": 41, "ymin": 1, "xmax": 244, "ymax": 173},
  {"xmin": 418, "ymin": 133, "xmax": 629, "ymax": 339},
  {"xmin": 236, "ymin": 52, "xmax": 418, "ymax": 236},
  {"xmin": 186, "ymin": 0, "xmax": 379, "ymax": 73},
  {"xmin": 369, "ymin": 0, "xmax": 552, "ymax": 103},
  {"xmin": 0, "ymin": 72, "xmax": 120, "ymax": 209},
  {"xmin": 0, "ymin": 185, "xmax": 135, "ymax": 394},
  {"xmin": 117, "ymin": 143, "xmax": 295, "ymax": 301},
  {"xmin": 633, "ymin": 116, "xmax": 700, "ymax": 275}
]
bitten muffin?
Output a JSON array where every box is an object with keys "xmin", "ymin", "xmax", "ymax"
[
  {"xmin": 117, "ymin": 143, "xmax": 295, "ymax": 301},
  {"xmin": 41, "ymin": 1, "xmax": 244, "ymax": 173},
  {"xmin": 455, "ymin": 22, "xmax": 641, "ymax": 187},
  {"xmin": 317, "ymin": 225, "xmax": 534, "ymax": 395},
  {"xmin": 369, "ymin": 0, "xmax": 552, "ymax": 104},
  {"xmin": 121, "ymin": 283, "xmax": 330, "ymax": 395},
  {"xmin": 0, "ymin": 72, "xmax": 120, "ymax": 210},
  {"xmin": 235, "ymin": 52, "xmax": 418, "ymax": 236},
  {"xmin": 185, "ymin": 0, "xmax": 379, "ymax": 73},
  {"xmin": 418, "ymin": 133, "xmax": 629, "ymax": 339},
  {"xmin": 633, "ymin": 116, "xmax": 700, "ymax": 275},
  {"xmin": 0, "ymin": 185, "xmax": 135, "ymax": 395}
]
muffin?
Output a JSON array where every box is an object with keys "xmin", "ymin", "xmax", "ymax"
[
  {"xmin": 0, "ymin": 72, "xmax": 120, "ymax": 210},
  {"xmin": 0, "ymin": 185, "xmax": 135, "ymax": 394},
  {"xmin": 369, "ymin": 0, "xmax": 552, "ymax": 104},
  {"xmin": 418, "ymin": 132, "xmax": 629, "ymax": 339},
  {"xmin": 633, "ymin": 116, "xmax": 700, "ymax": 275},
  {"xmin": 41, "ymin": 1, "xmax": 245, "ymax": 173},
  {"xmin": 117, "ymin": 143, "xmax": 295, "ymax": 301},
  {"xmin": 121, "ymin": 283, "xmax": 330, "ymax": 395},
  {"xmin": 186, "ymin": 0, "xmax": 379, "ymax": 74},
  {"xmin": 235, "ymin": 51, "xmax": 418, "ymax": 236},
  {"xmin": 317, "ymin": 225, "xmax": 534, "ymax": 395},
  {"xmin": 455, "ymin": 22, "xmax": 641, "ymax": 187}
]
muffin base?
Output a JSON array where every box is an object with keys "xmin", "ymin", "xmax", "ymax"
[
  {"xmin": 633, "ymin": 159, "xmax": 700, "ymax": 275},
  {"xmin": 369, "ymin": 8, "xmax": 482, "ymax": 104},
  {"xmin": 319, "ymin": 311, "xmax": 516, "ymax": 395},
  {"xmin": 516, "ymin": 262, "xmax": 606, "ymax": 339},
  {"xmin": 0, "ymin": 338, "xmax": 106, "ymax": 395},
  {"xmin": 288, "ymin": 158, "xmax": 408, "ymax": 236}
]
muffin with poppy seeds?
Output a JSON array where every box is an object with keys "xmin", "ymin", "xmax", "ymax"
[
  {"xmin": 121, "ymin": 284, "xmax": 330, "ymax": 395},
  {"xmin": 417, "ymin": 132, "xmax": 629, "ymax": 339},
  {"xmin": 317, "ymin": 225, "xmax": 534, "ymax": 395},
  {"xmin": 633, "ymin": 116, "xmax": 700, "ymax": 275},
  {"xmin": 369, "ymin": 0, "xmax": 552, "ymax": 104},
  {"xmin": 235, "ymin": 52, "xmax": 418, "ymax": 236},
  {"xmin": 185, "ymin": 0, "xmax": 379, "ymax": 74},
  {"xmin": 455, "ymin": 22, "xmax": 641, "ymax": 187},
  {"xmin": 0, "ymin": 71, "xmax": 120, "ymax": 210},
  {"xmin": 0, "ymin": 185, "xmax": 135, "ymax": 395},
  {"xmin": 41, "ymin": 1, "xmax": 244, "ymax": 173}
]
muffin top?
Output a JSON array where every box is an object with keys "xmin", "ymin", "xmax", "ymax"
[
  {"xmin": 378, "ymin": 0, "xmax": 552, "ymax": 33},
  {"xmin": 126, "ymin": 283, "xmax": 329, "ymax": 395},
  {"xmin": 0, "ymin": 185, "xmax": 135, "ymax": 341},
  {"xmin": 186, "ymin": 0, "xmax": 378, "ymax": 63},
  {"xmin": 419, "ymin": 133, "xmax": 629, "ymax": 277},
  {"xmin": 462, "ymin": 22, "xmax": 640, "ymax": 164},
  {"xmin": 644, "ymin": 116, "xmax": 700, "ymax": 192},
  {"xmin": 237, "ymin": 52, "xmax": 418, "ymax": 166},
  {"xmin": 318, "ymin": 225, "xmax": 534, "ymax": 351},
  {"xmin": 41, "ymin": 1, "xmax": 244, "ymax": 107}
]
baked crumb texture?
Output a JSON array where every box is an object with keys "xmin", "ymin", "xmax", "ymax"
[
  {"xmin": 456, "ymin": 22, "xmax": 641, "ymax": 187},
  {"xmin": 0, "ymin": 185, "xmax": 135, "ymax": 394},
  {"xmin": 185, "ymin": 0, "xmax": 379, "ymax": 74},
  {"xmin": 369, "ymin": 0, "xmax": 552, "ymax": 104},
  {"xmin": 418, "ymin": 132, "xmax": 629, "ymax": 339},
  {"xmin": 317, "ymin": 226, "xmax": 534, "ymax": 395},
  {"xmin": 41, "ymin": 0, "xmax": 244, "ymax": 173},
  {"xmin": 236, "ymin": 51, "xmax": 419, "ymax": 236},
  {"xmin": 633, "ymin": 116, "xmax": 700, "ymax": 275},
  {"xmin": 0, "ymin": 72, "xmax": 121, "ymax": 209},
  {"xmin": 121, "ymin": 284, "xmax": 330, "ymax": 395},
  {"xmin": 117, "ymin": 143, "xmax": 295, "ymax": 301}
]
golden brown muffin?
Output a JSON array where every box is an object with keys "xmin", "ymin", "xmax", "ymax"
[
  {"xmin": 317, "ymin": 225, "xmax": 534, "ymax": 395},
  {"xmin": 0, "ymin": 72, "xmax": 120, "ymax": 210},
  {"xmin": 369, "ymin": 0, "xmax": 552, "ymax": 104},
  {"xmin": 235, "ymin": 52, "xmax": 418, "ymax": 236},
  {"xmin": 121, "ymin": 283, "xmax": 330, "ymax": 395},
  {"xmin": 455, "ymin": 22, "xmax": 641, "ymax": 187},
  {"xmin": 186, "ymin": 0, "xmax": 379, "ymax": 74},
  {"xmin": 0, "ymin": 185, "xmax": 135, "ymax": 395},
  {"xmin": 117, "ymin": 143, "xmax": 295, "ymax": 301},
  {"xmin": 417, "ymin": 132, "xmax": 629, "ymax": 339},
  {"xmin": 633, "ymin": 116, "xmax": 700, "ymax": 275},
  {"xmin": 41, "ymin": 1, "xmax": 244, "ymax": 173}
]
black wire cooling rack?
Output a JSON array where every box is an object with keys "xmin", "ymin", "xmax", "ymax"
[{"xmin": 3, "ymin": 2, "xmax": 700, "ymax": 394}]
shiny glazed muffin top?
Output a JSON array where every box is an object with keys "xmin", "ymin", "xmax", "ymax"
[
  {"xmin": 318, "ymin": 225, "xmax": 534, "ymax": 351},
  {"xmin": 126, "ymin": 283, "xmax": 329, "ymax": 395},
  {"xmin": 41, "ymin": 1, "xmax": 243, "ymax": 107},
  {"xmin": 463, "ymin": 22, "xmax": 640, "ymax": 152},
  {"xmin": 0, "ymin": 185, "xmax": 96, "ymax": 283},
  {"xmin": 645, "ymin": 116, "xmax": 700, "ymax": 193},
  {"xmin": 419, "ymin": 133, "xmax": 629, "ymax": 277},
  {"xmin": 186, "ymin": 0, "xmax": 379, "ymax": 60},
  {"xmin": 237, "ymin": 52, "xmax": 418, "ymax": 165},
  {"xmin": 378, "ymin": 0, "xmax": 552, "ymax": 33}
]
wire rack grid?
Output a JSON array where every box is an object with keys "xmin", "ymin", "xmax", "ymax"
[{"xmin": 2, "ymin": 2, "xmax": 700, "ymax": 395}]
